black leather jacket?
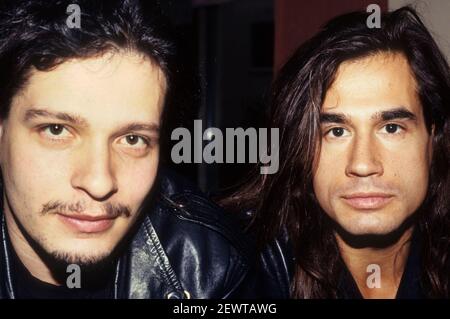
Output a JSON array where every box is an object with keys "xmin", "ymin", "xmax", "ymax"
[
  {"xmin": 236, "ymin": 227, "xmax": 293, "ymax": 299},
  {"xmin": 0, "ymin": 170, "xmax": 254, "ymax": 299}
]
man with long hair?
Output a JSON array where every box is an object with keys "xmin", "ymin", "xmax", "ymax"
[{"xmin": 223, "ymin": 7, "xmax": 449, "ymax": 298}]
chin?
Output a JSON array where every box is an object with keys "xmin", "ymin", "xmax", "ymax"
[
  {"xmin": 52, "ymin": 250, "xmax": 111, "ymax": 266},
  {"xmin": 346, "ymin": 222, "xmax": 399, "ymax": 236},
  {"xmin": 34, "ymin": 235, "xmax": 117, "ymax": 267},
  {"xmin": 334, "ymin": 212, "xmax": 402, "ymax": 236},
  {"xmin": 55, "ymin": 243, "xmax": 117, "ymax": 264},
  {"xmin": 334, "ymin": 215, "xmax": 413, "ymax": 248}
]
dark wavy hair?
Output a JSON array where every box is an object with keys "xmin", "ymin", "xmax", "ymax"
[
  {"xmin": 0, "ymin": 0, "xmax": 175, "ymax": 121},
  {"xmin": 221, "ymin": 7, "xmax": 450, "ymax": 298}
]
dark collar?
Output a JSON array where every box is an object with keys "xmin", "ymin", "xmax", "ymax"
[{"xmin": 337, "ymin": 230, "xmax": 425, "ymax": 299}]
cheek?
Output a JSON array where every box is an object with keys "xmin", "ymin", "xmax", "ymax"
[
  {"xmin": 3, "ymin": 132, "xmax": 64, "ymax": 195},
  {"xmin": 312, "ymin": 149, "xmax": 344, "ymax": 211},
  {"xmin": 312, "ymin": 173, "xmax": 328, "ymax": 214},
  {"xmin": 388, "ymin": 144, "xmax": 430, "ymax": 206},
  {"xmin": 118, "ymin": 153, "xmax": 159, "ymax": 208},
  {"xmin": 10, "ymin": 142, "xmax": 70, "ymax": 195},
  {"xmin": 1, "ymin": 135, "xmax": 69, "ymax": 230}
]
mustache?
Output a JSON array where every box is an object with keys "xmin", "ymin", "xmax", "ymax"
[{"xmin": 39, "ymin": 201, "xmax": 131, "ymax": 218}]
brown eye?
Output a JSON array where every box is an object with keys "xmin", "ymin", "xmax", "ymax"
[
  {"xmin": 49, "ymin": 124, "xmax": 64, "ymax": 135},
  {"xmin": 119, "ymin": 134, "xmax": 149, "ymax": 148},
  {"xmin": 331, "ymin": 127, "xmax": 344, "ymax": 137},
  {"xmin": 324, "ymin": 127, "xmax": 350, "ymax": 139},
  {"xmin": 126, "ymin": 135, "xmax": 139, "ymax": 145},
  {"xmin": 385, "ymin": 124, "xmax": 400, "ymax": 134},
  {"xmin": 39, "ymin": 124, "xmax": 72, "ymax": 142}
]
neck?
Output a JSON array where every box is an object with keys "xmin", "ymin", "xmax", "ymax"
[
  {"xmin": 4, "ymin": 207, "xmax": 60, "ymax": 286},
  {"xmin": 336, "ymin": 226, "xmax": 414, "ymax": 299}
]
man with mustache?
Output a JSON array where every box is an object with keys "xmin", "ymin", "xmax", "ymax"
[
  {"xmin": 0, "ymin": 0, "xmax": 251, "ymax": 299},
  {"xmin": 224, "ymin": 7, "xmax": 450, "ymax": 298}
]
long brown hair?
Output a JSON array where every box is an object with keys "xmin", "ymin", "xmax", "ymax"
[{"xmin": 221, "ymin": 7, "xmax": 450, "ymax": 298}]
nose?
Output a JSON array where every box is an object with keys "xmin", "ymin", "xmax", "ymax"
[
  {"xmin": 71, "ymin": 141, "xmax": 118, "ymax": 201},
  {"xmin": 345, "ymin": 133, "xmax": 383, "ymax": 178}
]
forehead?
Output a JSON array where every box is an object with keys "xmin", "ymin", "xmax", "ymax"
[
  {"xmin": 11, "ymin": 52, "xmax": 167, "ymax": 126},
  {"xmin": 322, "ymin": 52, "xmax": 422, "ymax": 116}
]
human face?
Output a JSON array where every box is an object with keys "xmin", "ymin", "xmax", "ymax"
[
  {"xmin": 313, "ymin": 53, "xmax": 433, "ymax": 236},
  {"xmin": 0, "ymin": 52, "xmax": 166, "ymax": 265}
]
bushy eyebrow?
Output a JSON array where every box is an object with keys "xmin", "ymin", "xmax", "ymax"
[
  {"xmin": 320, "ymin": 107, "xmax": 417, "ymax": 125},
  {"xmin": 375, "ymin": 108, "xmax": 417, "ymax": 122},
  {"xmin": 320, "ymin": 113, "xmax": 347, "ymax": 125},
  {"xmin": 23, "ymin": 107, "xmax": 159, "ymax": 134},
  {"xmin": 115, "ymin": 123, "xmax": 160, "ymax": 136},
  {"xmin": 24, "ymin": 108, "xmax": 87, "ymax": 127}
]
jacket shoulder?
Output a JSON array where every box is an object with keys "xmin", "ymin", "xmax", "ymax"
[{"xmin": 148, "ymin": 170, "xmax": 254, "ymax": 298}]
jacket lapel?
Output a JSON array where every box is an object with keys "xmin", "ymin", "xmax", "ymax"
[{"xmin": 122, "ymin": 214, "xmax": 187, "ymax": 299}]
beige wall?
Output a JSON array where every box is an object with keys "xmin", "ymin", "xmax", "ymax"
[{"xmin": 389, "ymin": 0, "xmax": 450, "ymax": 62}]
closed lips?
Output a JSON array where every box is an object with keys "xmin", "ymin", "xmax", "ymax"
[
  {"xmin": 58, "ymin": 213, "xmax": 115, "ymax": 221},
  {"xmin": 342, "ymin": 192, "xmax": 394, "ymax": 199},
  {"xmin": 57, "ymin": 213, "xmax": 116, "ymax": 233},
  {"xmin": 341, "ymin": 193, "xmax": 394, "ymax": 210}
]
